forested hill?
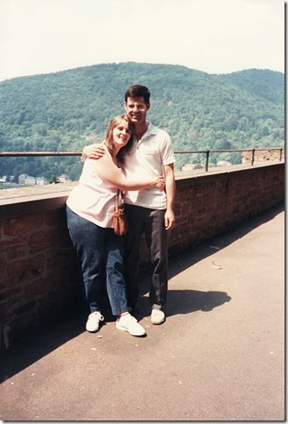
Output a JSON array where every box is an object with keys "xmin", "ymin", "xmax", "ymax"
[{"xmin": 0, "ymin": 62, "xmax": 284, "ymax": 179}]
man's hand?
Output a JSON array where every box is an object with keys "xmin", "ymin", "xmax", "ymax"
[
  {"xmin": 82, "ymin": 144, "xmax": 105, "ymax": 161},
  {"xmin": 152, "ymin": 176, "xmax": 166, "ymax": 190},
  {"xmin": 164, "ymin": 209, "xmax": 175, "ymax": 230}
]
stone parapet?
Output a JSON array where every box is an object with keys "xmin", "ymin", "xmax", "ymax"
[{"xmin": 0, "ymin": 163, "xmax": 284, "ymax": 350}]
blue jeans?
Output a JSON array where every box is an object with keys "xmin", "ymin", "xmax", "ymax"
[{"xmin": 66, "ymin": 206, "xmax": 128, "ymax": 316}]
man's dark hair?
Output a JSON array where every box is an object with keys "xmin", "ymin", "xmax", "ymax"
[{"xmin": 125, "ymin": 85, "xmax": 150, "ymax": 104}]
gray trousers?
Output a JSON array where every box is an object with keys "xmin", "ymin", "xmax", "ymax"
[{"xmin": 123, "ymin": 204, "xmax": 168, "ymax": 310}]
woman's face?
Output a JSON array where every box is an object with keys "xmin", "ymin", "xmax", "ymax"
[{"xmin": 112, "ymin": 121, "xmax": 131, "ymax": 148}]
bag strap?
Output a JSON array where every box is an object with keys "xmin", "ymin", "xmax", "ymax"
[{"xmin": 115, "ymin": 189, "xmax": 120, "ymax": 212}]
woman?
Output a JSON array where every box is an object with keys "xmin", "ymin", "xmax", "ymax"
[{"xmin": 66, "ymin": 115, "xmax": 165, "ymax": 337}]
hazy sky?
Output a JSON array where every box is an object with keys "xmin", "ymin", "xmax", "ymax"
[{"xmin": 0, "ymin": 0, "xmax": 285, "ymax": 82}]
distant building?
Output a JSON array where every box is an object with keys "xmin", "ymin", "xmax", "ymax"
[
  {"xmin": 58, "ymin": 174, "xmax": 71, "ymax": 183},
  {"xmin": 217, "ymin": 161, "xmax": 232, "ymax": 167},
  {"xmin": 18, "ymin": 174, "xmax": 48, "ymax": 186},
  {"xmin": 182, "ymin": 163, "xmax": 204, "ymax": 171},
  {"xmin": 36, "ymin": 177, "xmax": 49, "ymax": 185},
  {"xmin": 242, "ymin": 149, "xmax": 284, "ymax": 164},
  {"xmin": 18, "ymin": 174, "xmax": 36, "ymax": 185}
]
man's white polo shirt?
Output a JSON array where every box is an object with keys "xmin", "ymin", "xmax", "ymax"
[{"xmin": 123, "ymin": 122, "xmax": 175, "ymax": 210}]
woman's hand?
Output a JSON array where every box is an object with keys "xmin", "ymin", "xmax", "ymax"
[
  {"xmin": 82, "ymin": 144, "xmax": 105, "ymax": 161},
  {"xmin": 152, "ymin": 176, "xmax": 166, "ymax": 190}
]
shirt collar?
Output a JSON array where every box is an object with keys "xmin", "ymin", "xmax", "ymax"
[
  {"xmin": 145, "ymin": 122, "xmax": 157, "ymax": 136},
  {"xmin": 133, "ymin": 121, "xmax": 158, "ymax": 143}
]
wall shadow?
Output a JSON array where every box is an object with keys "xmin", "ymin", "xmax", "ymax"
[{"xmin": 0, "ymin": 309, "xmax": 87, "ymax": 382}]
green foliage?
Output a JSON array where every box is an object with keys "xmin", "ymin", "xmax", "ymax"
[
  {"xmin": 0, "ymin": 63, "xmax": 284, "ymax": 177},
  {"xmin": 50, "ymin": 174, "xmax": 60, "ymax": 184}
]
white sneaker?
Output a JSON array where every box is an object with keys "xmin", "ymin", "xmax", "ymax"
[
  {"xmin": 86, "ymin": 311, "xmax": 104, "ymax": 332},
  {"xmin": 116, "ymin": 313, "xmax": 146, "ymax": 337},
  {"xmin": 151, "ymin": 309, "xmax": 165, "ymax": 325}
]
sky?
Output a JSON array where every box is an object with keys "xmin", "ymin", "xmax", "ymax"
[{"xmin": 0, "ymin": 0, "xmax": 285, "ymax": 82}]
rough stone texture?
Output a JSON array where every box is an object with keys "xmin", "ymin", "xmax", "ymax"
[{"xmin": 242, "ymin": 149, "xmax": 284, "ymax": 164}]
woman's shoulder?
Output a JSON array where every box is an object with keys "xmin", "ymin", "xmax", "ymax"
[
  {"xmin": 99, "ymin": 144, "xmax": 113, "ymax": 165},
  {"xmin": 89, "ymin": 143, "xmax": 111, "ymax": 165}
]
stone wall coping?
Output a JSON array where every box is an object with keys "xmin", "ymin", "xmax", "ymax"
[
  {"xmin": 176, "ymin": 162, "xmax": 284, "ymax": 188},
  {"xmin": 0, "ymin": 162, "xmax": 284, "ymax": 219}
]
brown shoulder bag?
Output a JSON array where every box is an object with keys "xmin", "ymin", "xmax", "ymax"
[{"xmin": 113, "ymin": 190, "xmax": 129, "ymax": 236}]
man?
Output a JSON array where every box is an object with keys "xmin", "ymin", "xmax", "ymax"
[{"xmin": 83, "ymin": 85, "xmax": 176, "ymax": 324}]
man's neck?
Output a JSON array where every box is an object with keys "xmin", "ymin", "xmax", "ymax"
[{"xmin": 134, "ymin": 121, "xmax": 148, "ymax": 141}]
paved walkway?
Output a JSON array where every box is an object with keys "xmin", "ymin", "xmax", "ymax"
[{"xmin": 0, "ymin": 204, "xmax": 285, "ymax": 421}]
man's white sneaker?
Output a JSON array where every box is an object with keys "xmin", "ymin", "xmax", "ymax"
[
  {"xmin": 151, "ymin": 309, "xmax": 165, "ymax": 325},
  {"xmin": 116, "ymin": 313, "xmax": 146, "ymax": 337},
  {"xmin": 86, "ymin": 311, "xmax": 104, "ymax": 332}
]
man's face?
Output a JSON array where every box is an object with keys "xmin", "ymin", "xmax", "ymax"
[{"xmin": 124, "ymin": 96, "xmax": 150, "ymax": 124}]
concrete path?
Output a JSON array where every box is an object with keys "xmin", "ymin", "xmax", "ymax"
[{"xmin": 0, "ymin": 204, "xmax": 285, "ymax": 421}]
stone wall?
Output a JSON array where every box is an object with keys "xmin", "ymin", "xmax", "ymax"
[
  {"xmin": 0, "ymin": 163, "xmax": 284, "ymax": 350},
  {"xmin": 0, "ymin": 205, "xmax": 83, "ymax": 351},
  {"xmin": 167, "ymin": 163, "xmax": 284, "ymax": 257}
]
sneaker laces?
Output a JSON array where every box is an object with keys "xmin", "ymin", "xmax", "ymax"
[
  {"xmin": 92, "ymin": 311, "xmax": 104, "ymax": 321},
  {"xmin": 119, "ymin": 313, "xmax": 136, "ymax": 324}
]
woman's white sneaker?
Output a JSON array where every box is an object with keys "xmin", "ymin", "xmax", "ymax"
[
  {"xmin": 150, "ymin": 309, "xmax": 165, "ymax": 325},
  {"xmin": 116, "ymin": 313, "xmax": 146, "ymax": 336},
  {"xmin": 86, "ymin": 311, "xmax": 104, "ymax": 332}
]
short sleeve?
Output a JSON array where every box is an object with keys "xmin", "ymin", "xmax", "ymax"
[{"xmin": 160, "ymin": 132, "xmax": 175, "ymax": 165}]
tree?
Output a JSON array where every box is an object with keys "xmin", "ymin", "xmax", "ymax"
[{"xmin": 50, "ymin": 175, "xmax": 60, "ymax": 184}]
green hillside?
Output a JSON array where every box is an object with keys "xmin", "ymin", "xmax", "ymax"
[{"xmin": 0, "ymin": 62, "xmax": 284, "ymax": 180}]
